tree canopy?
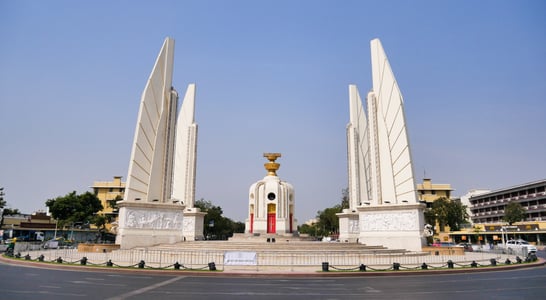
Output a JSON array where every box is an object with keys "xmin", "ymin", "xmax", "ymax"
[
  {"xmin": 424, "ymin": 197, "xmax": 469, "ymax": 232},
  {"xmin": 315, "ymin": 205, "xmax": 343, "ymax": 237},
  {"xmin": 45, "ymin": 191, "xmax": 103, "ymax": 229},
  {"xmin": 503, "ymin": 202, "xmax": 526, "ymax": 225},
  {"xmin": 194, "ymin": 198, "xmax": 244, "ymax": 240},
  {"xmin": 298, "ymin": 189, "xmax": 348, "ymax": 238}
]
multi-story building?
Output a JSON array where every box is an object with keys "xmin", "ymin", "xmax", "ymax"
[
  {"xmin": 458, "ymin": 189, "xmax": 491, "ymax": 225},
  {"xmin": 91, "ymin": 176, "xmax": 125, "ymax": 230},
  {"xmin": 416, "ymin": 178, "xmax": 453, "ymax": 208},
  {"xmin": 449, "ymin": 179, "xmax": 546, "ymax": 246},
  {"xmin": 469, "ymin": 179, "xmax": 546, "ymax": 224}
]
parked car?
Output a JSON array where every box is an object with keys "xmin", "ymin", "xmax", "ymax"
[
  {"xmin": 457, "ymin": 242, "xmax": 474, "ymax": 252},
  {"xmin": 505, "ymin": 239, "xmax": 537, "ymax": 254}
]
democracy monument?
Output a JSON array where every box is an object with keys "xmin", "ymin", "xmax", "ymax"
[
  {"xmin": 13, "ymin": 37, "xmax": 533, "ymax": 275},
  {"xmin": 115, "ymin": 37, "xmax": 426, "ymax": 252}
]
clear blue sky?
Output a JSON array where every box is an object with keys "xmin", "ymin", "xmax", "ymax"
[{"xmin": 1, "ymin": 1, "xmax": 545, "ymax": 223}]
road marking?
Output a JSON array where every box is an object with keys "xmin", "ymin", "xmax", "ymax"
[{"xmin": 106, "ymin": 276, "xmax": 184, "ymax": 300}]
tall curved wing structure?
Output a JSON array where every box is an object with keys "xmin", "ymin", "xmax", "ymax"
[
  {"xmin": 117, "ymin": 37, "xmax": 204, "ymax": 247},
  {"xmin": 369, "ymin": 38, "xmax": 418, "ymax": 204},
  {"xmin": 347, "ymin": 85, "xmax": 371, "ymax": 208},
  {"xmin": 124, "ymin": 38, "xmax": 176, "ymax": 203},
  {"xmin": 171, "ymin": 84, "xmax": 198, "ymax": 207}
]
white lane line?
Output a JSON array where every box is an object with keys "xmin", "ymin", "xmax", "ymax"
[{"xmin": 106, "ymin": 276, "xmax": 184, "ymax": 300}]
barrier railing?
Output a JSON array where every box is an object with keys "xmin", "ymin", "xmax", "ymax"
[{"xmin": 8, "ymin": 247, "xmax": 538, "ymax": 272}]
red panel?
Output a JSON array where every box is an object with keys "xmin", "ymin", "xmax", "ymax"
[{"xmin": 267, "ymin": 213, "xmax": 276, "ymax": 233}]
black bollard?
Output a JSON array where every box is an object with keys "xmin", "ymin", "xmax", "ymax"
[
  {"xmin": 447, "ymin": 260, "xmax": 454, "ymax": 269},
  {"xmin": 174, "ymin": 262, "xmax": 181, "ymax": 270},
  {"xmin": 516, "ymin": 256, "xmax": 522, "ymax": 264},
  {"xmin": 138, "ymin": 260, "xmax": 145, "ymax": 268},
  {"xmin": 471, "ymin": 261, "xmax": 478, "ymax": 268},
  {"xmin": 81, "ymin": 257, "xmax": 87, "ymax": 265},
  {"xmin": 505, "ymin": 258, "xmax": 511, "ymax": 265},
  {"xmin": 56, "ymin": 257, "xmax": 63, "ymax": 264},
  {"xmin": 107, "ymin": 259, "xmax": 114, "ymax": 267},
  {"xmin": 393, "ymin": 262, "xmax": 400, "ymax": 271},
  {"xmin": 359, "ymin": 264, "xmax": 366, "ymax": 271},
  {"xmin": 490, "ymin": 258, "xmax": 497, "ymax": 266},
  {"xmin": 38, "ymin": 254, "xmax": 44, "ymax": 262},
  {"xmin": 421, "ymin": 262, "xmax": 428, "ymax": 270},
  {"xmin": 322, "ymin": 262, "xmax": 329, "ymax": 272},
  {"xmin": 208, "ymin": 262, "xmax": 216, "ymax": 271},
  {"xmin": 24, "ymin": 254, "xmax": 31, "ymax": 260}
]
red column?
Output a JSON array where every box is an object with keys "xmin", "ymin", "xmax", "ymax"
[{"xmin": 250, "ymin": 213, "xmax": 254, "ymax": 233}]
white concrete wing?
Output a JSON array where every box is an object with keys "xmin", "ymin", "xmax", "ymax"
[
  {"xmin": 347, "ymin": 85, "xmax": 372, "ymax": 208},
  {"xmin": 370, "ymin": 38, "xmax": 418, "ymax": 204},
  {"xmin": 171, "ymin": 83, "xmax": 198, "ymax": 207},
  {"xmin": 124, "ymin": 38, "xmax": 176, "ymax": 203}
]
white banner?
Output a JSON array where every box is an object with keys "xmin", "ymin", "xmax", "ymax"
[{"xmin": 224, "ymin": 251, "xmax": 257, "ymax": 265}]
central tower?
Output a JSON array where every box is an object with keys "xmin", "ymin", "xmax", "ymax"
[{"xmin": 245, "ymin": 153, "xmax": 296, "ymax": 235}]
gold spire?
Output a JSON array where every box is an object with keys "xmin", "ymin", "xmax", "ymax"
[{"xmin": 263, "ymin": 153, "xmax": 281, "ymax": 176}]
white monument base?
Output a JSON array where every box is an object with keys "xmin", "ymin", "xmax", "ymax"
[
  {"xmin": 116, "ymin": 201, "xmax": 185, "ymax": 249},
  {"xmin": 337, "ymin": 209, "xmax": 360, "ymax": 243},
  {"xmin": 183, "ymin": 207, "xmax": 206, "ymax": 241},
  {"xmin": 357, "ymin": 203, "xmax": 426, "ymax": 252}
]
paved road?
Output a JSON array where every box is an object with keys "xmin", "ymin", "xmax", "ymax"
[{"xmin": 1, "ymin": 256, "xmax": 545, "ymax": 300}]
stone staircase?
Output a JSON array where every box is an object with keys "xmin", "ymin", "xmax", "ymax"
[{"xmin": 148, "ymin": 239, "xmax": 412, "ymax": 255}]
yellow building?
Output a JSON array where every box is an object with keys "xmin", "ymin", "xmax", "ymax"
[
  {"xmin": 416, "ymin": 178, "xmax": 453, "ymax": 208},
  {"xmin": 91, "ymin": 176, "xmax": 125, "ymax": 231}
]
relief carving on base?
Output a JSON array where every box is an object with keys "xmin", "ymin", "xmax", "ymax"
[
  {"xmin": 183, "ymin": 217, "xmax": 196, "ymax": 232},
  {"xmin": 361, "ymin": 211, "xmax": 418, "ymax": 231},
  {"xmin": 124, "ymin": 209, "xmax": 183, "ymax": 230},
  {"xmin": 349, "ymin": 219, "xmax": 359, "ymax": 233}
]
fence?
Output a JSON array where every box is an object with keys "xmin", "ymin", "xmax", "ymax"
[{"xmin": 17, "ymin": 247, "xmax": 521, "ymax": 272}]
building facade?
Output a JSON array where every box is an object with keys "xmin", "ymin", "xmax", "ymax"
[
  {"xmin": 449, "ymin": 179, "xmax": 546, "ymax": 246},
  {"xmin": 416, "ymin": 178, "xmax": 453, "ymax": 208},
  {"xmin": 91, "ymin": 176, "xmax": 125, "ymax": 231},
  {"xmin": 469, "ymin": 179, "xmax": 546, "ymax": 224}
]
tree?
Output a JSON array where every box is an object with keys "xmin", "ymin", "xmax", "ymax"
[
  {"xmin": 0, "ymin": 188, "xmax": 23, "ymax": 230},
  {"xmin": 299, "ymin": 189, "xmax": 349, "ymax": 238},
  {"xmin": 428, "ymin": 197, "xmax": 469, "ymax": 232},
  {"xmin": 0, "ymin": 187, "xmax": 5, "ymax": 209},
  {"xmin": 1, "ymin": 208, "xmax": 20, "ymax": 215},
  {"xmin": 503, "ymin": 202, "xmax": 526, "ymax": 225},
  {"xmin": 45, "ymin": 191, "xmax": 103, "ymax": 229},
  {"xmin": 316, "ymin": 205, "xmax": 343, "ymax": 237},
  {"xmin": 194, "ymin": 198, "xmax": 243, "ymax": 240}
]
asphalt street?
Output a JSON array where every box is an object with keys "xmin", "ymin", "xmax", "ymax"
[{"xmin": 0, "ymin": 253, "xmax": 545, "ymax": 300}]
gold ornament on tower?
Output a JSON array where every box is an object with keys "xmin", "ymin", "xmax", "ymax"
[{"xmin": 263, "ymin": 153, "xmax": 281, "ymax": 176}]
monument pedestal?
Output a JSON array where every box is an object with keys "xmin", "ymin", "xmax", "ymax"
[
  {"xmin": 183, "ymin": 207, "xmax": 206, "ymax": 241},
  {"xmin": 356, "ymin": 203, "xmax": 426, "ymax": 252},
  {"xmin": 337, "ymin": 209, "xmax": 360, "ymax": 243},
  {"xmin": 116, "ymin": 201, "xmax": 185, "ymax": 249}
]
